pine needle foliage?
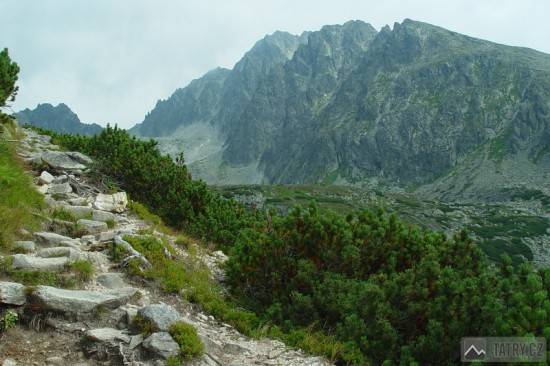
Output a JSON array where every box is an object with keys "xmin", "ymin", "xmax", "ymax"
[{"xmin": 36, "ymin": 125, "xmax": 549, "ymax": 365}]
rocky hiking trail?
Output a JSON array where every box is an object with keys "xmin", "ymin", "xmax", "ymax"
[{"xmin": 0, "ymin": 128, "xmax": 331, "ymax": 366}]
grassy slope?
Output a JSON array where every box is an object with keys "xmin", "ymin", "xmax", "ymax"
[{"xmin": 0, "ymin": 117, "xmax": 45, "ymax": 249}]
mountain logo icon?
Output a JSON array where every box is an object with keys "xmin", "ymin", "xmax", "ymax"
[{"xmin": 462, "ymin": 338, "xmax": 487, "ymax": 361}]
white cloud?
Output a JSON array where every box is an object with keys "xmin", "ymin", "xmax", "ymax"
[{"xmin": 1, "ymin": 0, "xmax": 549, "ymax": 129}]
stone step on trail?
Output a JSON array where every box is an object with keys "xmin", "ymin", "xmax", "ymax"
[
  {"xmin": 36, "ymin": 247, "xmax": 87, "ymax": 261},
  {"xmin": 34, "ymin": 232, "xmax": 79, "ymax": 248},
  {"xmin": 28, "ymin": 285, "xmax": 137, "ymax": 313},
  {"xmin": 40, "ymin": 150, "xmax": 93, "ymax": 171},
  {"xmin": 59, "ymin": 205, "xmax": 93, "ymax": 219},
  {"xmin": 13, "ymin": 241, "xmax": 36, "ymax": 253},
  {"xmin": 77, "ymin": 219, "xmax": 108, "ymax": 234},
  {"xmin": 0, "ymin": 282, "xmax": 26, "ymax": 305},
  {"xmin": 92, "ymin": 209, "xmax": 115, "ymax": 223},
  {"xmin": 10, "ymin": 254, "xmax": 69, "ymax": 272}
]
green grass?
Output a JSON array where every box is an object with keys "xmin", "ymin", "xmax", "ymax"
[
  {"xmin": 168, "ymin": 322, "xmax": 204, "ymax": 360},
  {"xmin": 127, "ymin": 200, "xmax": 173, "ymax": 235},
  {"xmin": 51, "ymin": 208, "xmax": 78, "ymax": 222},
  {"xmin": 0, "ymin": 255, "xmax": 95, "ymax": 288},
  {"xmin": 65, "ymin": 260, "xmax": 95, "ymax": 283},
  {"xmin": 0, "ymin": 129, "xmax": 45, "ymax": 250}
]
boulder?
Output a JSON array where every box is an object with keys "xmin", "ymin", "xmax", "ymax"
[
  {"xmin": 66, "ymin": 197, "xmax": 90, "ymax": 206},
  {"xmin": 43, "ymin": 196, "xmax": 58, "ymax": 207},
  {"xmin": 77, "ymin": 219, "xmax": 108, "ymax": 234},
  {"xmin": 10, "ymin": 254, "xmax": 68, "ymax": 272},
  {"xmin": 0, "ymin": 282, "xmax": 26, "ymax": 305},
  {"xmin": 142, "ymin": 332, "xmax": 179, "ymax": 359},
  {"xmin": 95, "ymin": 273, "xmax": 127, "ymax": 290},
  {"xmin": 137, "ymin": 304, "xmax": 181, "ymax": 332},
  {"xmin": 92, "ymin": 210, "xmax": 115, "ymax": 223},
  {"xmin": 41, "ymin": 151, "xmax": 92, "ymax": 171},
  {"xmin": 2, "ymin": 358, "xmax": 17, "ymax": 366},
  {"xmin": 38, "ymin": 171, "xmax": 55, "ymax": 185},
  {"xmin": 94, "ymin": 231, "xmax": 117, "ymax": 242},
  {"xmin": 45, "ymin": 357, "xmax": 64, "ymax": 365},
  {"xmin": 34, "ymin": 232, "xmax": 78, "ymax": 247},
  {"xmin": 13, "ymin": 241, "xmax": 36, "ymax": 253},
  {"xmin": 48, "ymin": 183, "xmax": 73, "ymax": 195},
  {"xmin": 93, "ymin": 192, "xmax": 128, "ymax": 213},
  {"xmin": 36, "ymin": 247, "xmax": 87, "ymax": 261},
  {"xmin": 86, "ymin": 327, "xmax": 131, "ymax": 343},
  {"xmin": 52, "ymin": 175, "xmax": 69, "ymax": 184},
  {"xmin": 28, "ymin": 285, "xmax": 137, "ymax": 313},
  {"xmin": 61, "ymin": 205, "xmax": 93, "ymax": 219}
]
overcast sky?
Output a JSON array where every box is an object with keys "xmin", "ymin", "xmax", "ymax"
[{"xmin": 2, "ymin": 0, "xmax": 549, "ymax": 129}]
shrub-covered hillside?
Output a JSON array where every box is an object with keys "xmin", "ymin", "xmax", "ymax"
[{"xmin": 35, "ymin": 125, "xmax": 549, "ymax": 365}]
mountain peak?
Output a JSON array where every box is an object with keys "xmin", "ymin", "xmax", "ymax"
[{"xmin": 14, "ymin": 103, "xmax": 102, "ymax": 135}]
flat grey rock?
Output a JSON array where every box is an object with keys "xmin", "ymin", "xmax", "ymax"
[
  {"xmin": 92, "ymin": 210, "xmax": 115, "ymax": 223},
  {"xmin": 138, "ymin": 304, "xmax": 181, "ymax": 332},
  {"xmin": 0, "ymin": 281, "xmax": 26, "ymax": 305},
  {"xmin": 28, "ymin": 285, "xmax": 137, "ymax": 313},
  {"xmin": 142, "ymin": 332, "xmax": 179, "ymax": 359},
  {"xmin": 2, "ymin": 358, "xmax": 18, "ymax": 366},
  {"xmin": 13, "ymin": 241, "xmax": 36, "ymax": 253},
  {"xmin": 77, "ymin": 219, "xmax": 108, "ymax": 234},
  {"xmin": 94, "ymin": 231, "xmax": 117, "ymax": 242},
  {"xmin": 10, "ymin": 254, "xmax": 68, "ymax": 272},
  {"xmin": 45, "ymin": 356, "xmax": 64, "ymax": 365},
  {"xmin": 128, "ymin": 334, "xmax": 143, "ymax": 349},
  {"xmin": 34, "ymin": 232, "xmax": 78, "ymax": 247},
  {"xmin": 66, "ymin": 197, "xmax": 90, "ymax": 206},
  {"xmin": 36, "ymin": 247, "xmax": 87, "ymax": 261},
  {"xmin": 61, "ymin": 205, "xmax": 93, "ymax": 219},
  {"xmin": 48, "ymin": 183, "xmax": 73, "ymax": 195},
  {"xmin": 41, "ymin": 151, "xmax": 91, "ymax": 171},
  {"xmin": 96, "ymin": 273, "xmax": 127, "ymax": 290},
  {"xmin": 86, "ymin": 327, "xmax": 131, "ymax": 343},
  {"xmin": 93, "ymin": 192, "xmax": 128, "ymax": 213},
  {"xmin": 38, "ymin": 170, "xmax": 55, "ymax": 185}
]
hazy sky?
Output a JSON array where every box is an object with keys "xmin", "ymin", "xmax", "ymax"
[{"xmin": 2, "ymin": 0, "xmax": 549, "ymax": 129}]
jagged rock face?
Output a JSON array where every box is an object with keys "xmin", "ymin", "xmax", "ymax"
[
  {"xmin": 223, "ymin": 21, "xmax": 378, "ymax": 165},
  {"xmin": 260, "ymin": 20, "xmax": 550, "ymax": 185},
  {"xmin": 13, "ymin": 103, "xmax": 102, "ymax": 135},
  {"xmin": 130, "ymin": 68, "xmax": 231, "ymax": 137},
  {"xmin": 130, "ymin": 31, "xmax": 305, "ymax": 138},
  {"xmin": 134, "ymin": 19, "xmax": 550, "ymax": 197}
]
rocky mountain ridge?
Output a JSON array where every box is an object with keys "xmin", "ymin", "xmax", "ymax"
[
  {"xmin": 130, "ymin": 19, "xmax": 550, "ymax": 202},
  {"xmin": 14, "ymin": 103, "xmax": 102, "ymax": 136},
  {"xmin": 0, "ymin": 126, "xmax": 330, "ymax": 366}
]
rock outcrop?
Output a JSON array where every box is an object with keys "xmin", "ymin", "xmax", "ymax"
[{"xmin": 131, "ymin": 19, "xmax": 550, "ymax": 202}]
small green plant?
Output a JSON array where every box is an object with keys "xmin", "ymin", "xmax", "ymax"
[
  {"xmin": 175, "ymin": 234, "xmax": 193, "ymax": 248},
  {"xmin": 168, "ymin": 322, "xmax": 204, "ymax": 360},
  {"xmin": 51, "ymin": 208, "xmax": 77, "ymax": 222},
  {"xmin": 134, "ymin": 313, "xmax": 156, "ymax": 337},
  {"xmin": 107, "ymin": 242, "xmax": 130, "ymax": 262},
  {"xmin": 105, "ymin": 219, "xmax": 116, "ymax": 228},
  {"xmin": 65, "ymin": 259, "xmax": 94, "ymax": 283},
  {"xmin": 165, "ymin": 356, "xmax": 181, "ymax": 366},
  {"xmin": 0, "ymin": 309, "xmax": 18, "ymax": 331},
  {"xmin": 128, "ymin": 201, "xmax": 173, "ymax": 235},
  {"xmin": 92, "ymin": 305, "xmax": 109, "ymax": 319},
  {"xmin": 11, "ymin": 270, "xmax": 63, "ymax": 287},
  {"xmin": 68, "ymin": 223, "xmax": 88, "ymax": 238}
]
